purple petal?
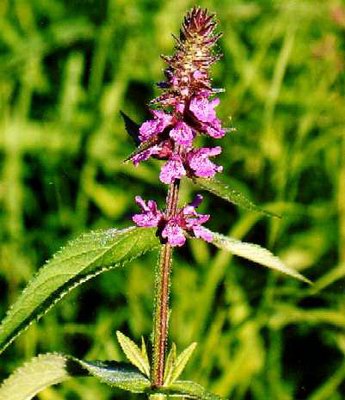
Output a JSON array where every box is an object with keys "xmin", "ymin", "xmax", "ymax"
[
  {"xmin": 210, "ymin": 98, "xmax": 220, "ymax": 108},
  {"xmin": 147, "ymin": 200, "xmax": 159, "ymax": 215},
  {"xmin": 132, "ymin": 197, "xmax": 162, "ymax": 227},
  {"xmin": 139, "ymin": 111, "xmax": 172, "ymax": 142},
  {"xmin": 187, "ymin": 147, "xmax": 223, "ymax": 178},
  {"xmin": 192, "ymin": 70, "xmax": 207, "ymax": 80},
  {"xmin": 184, "ymin": 213, "xmax": 210, "ymax": 228},
  {"xmin": 192, "ymin": 225, "xmax": 213, "ymax": 242},
  {"xmin": 139, "ymin": 120, "xmax": 161, "ymax": 142},
  {"xmin": 189, "ymin": 96, "xmax": 225, "ymax": 138},
  {"xmin": 189, "ymin": 96, "xmax": 218, "ymax": 123},
  {"xmin": 182, "ymin": 205, "xmax": 197, "ymax": 216},
  {"xmin": 131, "ymin": 146, "xmax": 161, "ymax": 165},
  {"xmin": 162, "ymin": 222, "xmax": 186, "ymax": 247},
  {"xmin": 169, "ymin": 122, "xmax": 194, "ymax": 146},
  {"xmin": 151, "ymin": 110, "xmax": 173, "ymax": 127},
  {"xmin": 192, "ymin": 214, "xmax": 210, "ymax": 225},
  {"xmin": 182, "ymin": 195, "xmax": 204, "ymax": 216},
  {"xmin": 159, "ymin": 155, "xmax": 186, "ymax": 184},
  {"xmin": 204, "ymin": 118, "xmax": 226, "ymax": 138},
  {"xmin": 132, "ymin": 213, "xmax": 159, "ymax": 227},
  {"xmin": 189, "ymin": 194, "xmax": 203, "ymax": 208},
  {"xmin": 174, "ymin": 102, "xmax": 185, "ymax": 113},
  {"xmin": 134, "ymin": 195, "xmax": 148, "ymax": 210}
]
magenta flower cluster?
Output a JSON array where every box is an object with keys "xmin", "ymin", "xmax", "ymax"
[
  {"xmin": 131, "ymin": 97, "xmax": 225, "ymax": 184},
  {"xmin": 133, "ymin": 195, "xmax": 212, "ymax": 247},
  {"xmin": 129, "ymin": 8, "xmax": 226, "ymax": 247}
]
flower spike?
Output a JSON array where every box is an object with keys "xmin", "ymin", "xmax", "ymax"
[{"xmin": 126, "ymin": 7, "xmax": 228, "ymax": 246}]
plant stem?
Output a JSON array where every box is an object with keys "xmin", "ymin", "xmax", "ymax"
[{"xmin": 152, "ymin": 179, "xmax": 180, "ymax": 388}]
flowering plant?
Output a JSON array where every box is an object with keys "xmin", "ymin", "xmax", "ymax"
[{"xmin": 0, "ymin": 7, "xmax": 310, "ymax": 400}]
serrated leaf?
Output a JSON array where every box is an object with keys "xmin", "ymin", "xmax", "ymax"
[
  {"xmin": 0, "ymin": 354, "xmax": 223, "ymax": 400},
  {"xmin": 0, "ymin": 227, "xmax": 159, "ymax": 355},
  {"xmin": 166, "ymin": 343, "xmax": 197, "ymax": 386},
  {"xmin": 209, "ymin": 230, "xmax": 312, "ymax": 284},
  {"xmin": 165, "ymin": 380, "xmax": 224, "ymax": 399},
  {"xmin": 194, "ymin": 177, "xmax": 280, "ymax": 218},
  {"xmin": 0, "ymin": 353, "xmax": 70, "ymax": 400},
  {"xmin": 120, "ymin": 111, "xmax": 141, "ymax": 145},
  {"xmin": 141, "ymin": 336, "xmax": 150, "ymax": 372},
  {"xmin": 149, "ymin": 395, "xmax": 167, "ymax": 400},
  {"xmin": 163, "ymin": 342, "xmax": 177, "ymax": 385},
  {"xmin": 0, "ymin": 353, "xmax": 151, "ymax": 400},
  {"xmin": 76, "ymin": 359, "xmax": 150, "ymax": 393},
  {"xmin": 116, "ymin": 331, "xmax": 150, "ymax": 378},
  {"xmin": 120, "ymin": 110, "xmax": 164, "ymax": 165}
]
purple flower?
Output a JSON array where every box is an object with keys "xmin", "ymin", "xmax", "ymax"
[
  {"xmin": 191, "ymin": 224, "xmax": 213, "ymax": 242},
  {"xmin": 182, "ymin": 194, "xmax": 213, "ymax": 243},
  {"xmin": 131, "ymin": 145, "xmax": 162, "ymax": 166},
  {"xmin": 189, "ymin": 96, "xmax": 218, "ymax": 123},
  {"xmin": 132, "ymin": 196, "xmax": 162, "ymax": 227},
  {"xmin": 160, "ymin": 154, "xmax": 186, "ymax": 184},
  {"xmin": 132, "ymin": 194, "xmax": 212, "ymax": 247},
  {"xmin": 187, "ymin": 146, "xmax": 223, "ymax": 178},
  {"xmin": 132, "ymin": 142, "xmax": 223, "ymax": 183},
  {"xmin": 139, "ymin": 110, "xmax": 173, "ymax": 142},
  {"xmin": 189, "ymin": 96, "xmax": 225, "ymax": 138},
  {"xmin": 169, "ymin": 121, "xmax": 194, "ymax": 146},
  {"xmin": 158, "ymin": 146, "xmax": 224, "ymax": 183},
  {"xmin": 161, "ymin": 220, "xmax": 186, "ymax": 246},
  {"xmin": 204, "ymin": 118, "xmax": 225, "ymax": 139}
]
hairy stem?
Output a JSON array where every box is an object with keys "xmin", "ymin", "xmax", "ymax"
[
  {"xmin": 339, "ymin": 137, "xmax": 345, "ymax": 263},
  {"xmin": 152, "ymin": 179, "xmax": 180, "ymax": 388}
]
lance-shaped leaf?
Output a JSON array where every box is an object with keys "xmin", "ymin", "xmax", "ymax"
[
  {"xmin": 164, "ymin": 343, "xmax": 177, "ymax": 385},
  {"xmin": 194, "ymin": 177, "xmax": 280, "ymax": 218},
  {"xmin": 120, "ymin": 111, "xmax": 163, "ymax": 164},
  {"xmin": 141, "ymin": 336, "xmax": 150, "ymax": 372},
  {"xmin": 75, "ymin": 359, "xmax": 150, "ymax": 393},
  {"xmin": 0, "ymin": 353, "xmax": 70, "ymax": 400},
  {"xmin": 164, "ymin": 342, "xmax": 197, "ymax": 386},
  {"xmin": 0, "ymin": 227, "xmax": 159, "ymax": 355},
  {"xmin": 209, "ymin": 230, "xmax": 312, "ymax": 284},
  {"xmin": 83, "ymin": 363, "xmax": 222, "ymax": 399},
  {"xmin": 116, "ymin": 331, "xmax": 150, "ymax": 377},
  {"xmin": 0, "ymin": 353, "xmax": 151, "ymax": 400},
  {"xmin": 165, "ymin": 380, "xmax": 224, "ymax": 399},
  {"xmin": 120, "ymin": 111, "xmax": 141, "ymax": 145},
  {"xmin": 0, "ymin": 353, "xmax": 221, "ymax": 400}
]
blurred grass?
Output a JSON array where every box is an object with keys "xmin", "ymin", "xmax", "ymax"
[{"xmin": 0, "ymin": 0, "xmax": 345, "ymax": 399}]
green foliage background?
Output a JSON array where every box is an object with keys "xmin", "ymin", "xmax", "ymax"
[{"xmin": 0, "ymin": 0, "xmax": 344, "ymax": 398}]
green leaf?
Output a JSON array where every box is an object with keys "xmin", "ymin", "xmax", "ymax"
[
  {"xmin": 0, "ymin": 227, "xmax": 159, "ymax": 355},
  {"xmin": 165, "ymin": 342, "xmax": 197, "ymax": 386},
  {"xmin": 194, "ymin": 177, "xmax": 280, "ymax": 218},
  {"xmin": 141, "ymin": 336, "xmax": 150, "ymax": 373},
  {"xmin": 0, "ymin": 353, "xmax": 70, "ymax": 400},
  {"xmin": 0, "ymin": 353, "xmax": 151, "ymax": 400},
  {"xmin": 120, "ymin": 109, "xmax": 162, "ymax": 164},
  {"xmin": 167, "ymin": 380, "xmax": 224, "ymax": 399},
  {"xmin": 209, "ymin": 230, "xmax": 312, "ymax": 284},
  {"xmin": 0, "ymin": 354, "xmax": 222, "ymax": 400},
  {"xmin": 116, "ymin": 331, "xmax": 151, "ymax": 377},
  {"xmin": 163, "ymin": 343, "xmax": 177, "ymax": 385},
  {"xmin": 75, "ymin": 359, "xmax": 150, "ymax": 393},
  {"xmin": 120, "ymin": 111, "xmax": 141, "ymax": 146}
]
